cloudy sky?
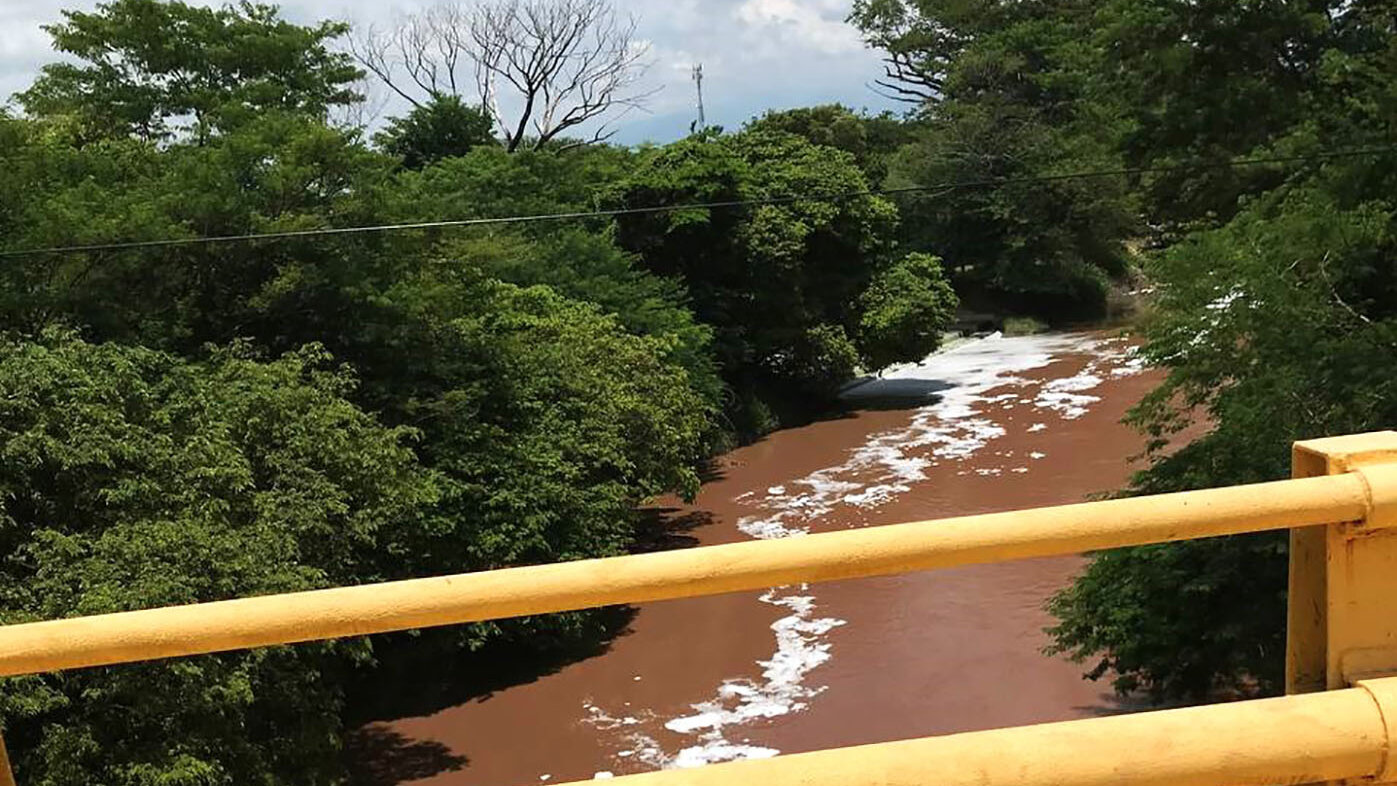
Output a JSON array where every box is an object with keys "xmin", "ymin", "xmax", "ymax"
[{"xmin": 0, "ymin": 0, "xmax": 902, "ymax": 144}]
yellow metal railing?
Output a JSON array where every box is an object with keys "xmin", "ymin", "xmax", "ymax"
[{"xmin": 2, "ymin": 432, "xmax": 1397, "ymax": 785}]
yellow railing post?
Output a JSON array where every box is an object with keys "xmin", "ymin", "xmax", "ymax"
[{"xmin": 1288, "ymin": 432, "xmax": 1397, "ymax": 784}]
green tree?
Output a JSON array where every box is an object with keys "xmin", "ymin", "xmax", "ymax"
[
  {"xmin": 857, "ymin": 252, "xmax": 958, "ymax": 371},
  {"xmin": 0, "ymin": 105, "xmax": 715, "ymax": 601},
  {"xmin": 0, "ymin": 113, "xmax": 399, "ymax": 353},
  {"xmin": 0, "ymin": 114, "xmax": 716, "ymax": 777},
  {"xmin": 850, "ymin": 0, "xmax": 1137, "ymax": 321},
  {"xmin": 850, "ymin": 0, "xmax": 1397, "ymax": 701},
  {"xmin": 374, "ymin": 95, "xmax": 498, "ymax": 169},
  {"xmin": 886, "ymin": 104, "xmax": 1132, "ymax": 321},
  {"xmin": 351, "ymin": 271, "xmax": 713, "ymax": 584},
  {"xmin": 1090, "ymin": 0, "xmax": 1337, "ymax": 229},
  {"xmin": 382, "ymin": 143, "xmax": 725, "ymax": 421},
  {"xmin": 610, "ymin": 129, "xmax": 911, "ymax": 434},
  {"xmin": 0, "ymin": 330, "xmax": 438, "ymax": 785},
  {"xmin": 1048, "ymin": 174, "xmax": 1397, "ymax": 701},
  {"xmin": 0, "ymin": 4, "xmax": 720, "ymax": 782},
  {"xmin": 744, "ymin": 104, "xmax": 914, "ymax": 186},
  {"xmin": 16, "ymin": 0, "xmax": 362, "ymax": 142},
  {"xmin": 1047, "ymin": 0, "xmax": 1397, "ymax": 701}
]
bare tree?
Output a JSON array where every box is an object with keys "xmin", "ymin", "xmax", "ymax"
[
  {"xmin": 352, "ymin": 6, "xmax": 474, "ymax": 109},
  {"xmin": 351, "ymin": 0, "xmax": 655, "ymax": 152},
  {"xmin": 330, "ymin": 74, "xmax": 393, "ymax": 132},
  {"xmin": 872, "ymin": 49, "xmax": 942, "ymax": 104}
]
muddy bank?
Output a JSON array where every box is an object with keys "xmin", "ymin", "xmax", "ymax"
[{"xmin": 350, "ymin": 332, "xmax": 1158, "ymax": 784}]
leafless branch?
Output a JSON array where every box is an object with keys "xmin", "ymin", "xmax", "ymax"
[
  {"xmin": 330, "ymin": 75, "xmax": 392, "ymax": 131},
  {"xmin": 350, "ymin": 23, "xmax": 424, "ymax": 109},
  {"xmin": 868, "ymin": 52, "xmax": 941, "ymax": 104},
  {"xmin": 1317, "ymin": 251, "xmax": 1375, "ymax": 327},
  {"xmin": 351, "ymin": 0, "xmax": 654, "ymax": 152}
]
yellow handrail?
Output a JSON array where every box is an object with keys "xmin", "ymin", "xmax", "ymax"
[
  {"xmin": 552, "ymin": 678, "xmax": 1397, "ymax": 786},
  {"xmin": 7, "ymin": 433, "xmax": 1397, "ymax": 786},
  {"xmin": 0, "ymin": 473, "xmax": 1367, "ymax": 677}
]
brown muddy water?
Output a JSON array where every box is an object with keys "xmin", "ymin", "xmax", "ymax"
[{"xmin": 351, "ymin": 331, "xmax": 1160, "ymax": 784}]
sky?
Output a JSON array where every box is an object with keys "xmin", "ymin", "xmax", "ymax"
[{"xmin": 0, "ymin": 0, "xmax": 903, "ymax": 144}]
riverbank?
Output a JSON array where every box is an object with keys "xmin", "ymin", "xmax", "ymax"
[{"xmin": 347, "ymin": 331, "xmax": 1158, "ymax": 784}]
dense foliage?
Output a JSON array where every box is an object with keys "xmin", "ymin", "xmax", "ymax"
[
  {"xmin": 743, "ymin": 104, "xmax": 914, "ymax": 187},
  {"xmin": 0, "ymin": 3, "xmax": 718, "ymax": 782},
  {"xmin": 851, "ymin": 0, "xmax": 1136, "ymax": 321},
  {"xmin": 857, "ymin": 252, "xmax": 958, "ymax": 371},
  {"xmin": 17, "ymin": 0, "xmax": 361, "ymax": 143},
  {"xmin": 374, "ymin": 96, "xmax": 497, "ymax": 169},
  {"xmin": 0, "ymin": 1, "xmax": 962, "ymax": 782},
  {"xmin": 611, "ymin": 129, "xmax": 956, "ymax": 434},
  {"xmin": 848, "ymin": 0, "xmax": 1397, "ymax": 701},
  {"xmin": 1046, "ymin": 0, "xmax": 1397, "ymax": 702},
  {"xmin": 0, "ymin": 331, "xmax": 436, "ymax": 785}
]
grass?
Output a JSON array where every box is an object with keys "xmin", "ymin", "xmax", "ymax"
[{"xmin": 1003, "ymin": 316, "xmax": 1050, "ymax": 336}]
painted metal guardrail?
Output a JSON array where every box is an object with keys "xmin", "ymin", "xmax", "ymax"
[{"xmin": 2, "ymin": 432, "xmax": 1397, "ymax": 785}]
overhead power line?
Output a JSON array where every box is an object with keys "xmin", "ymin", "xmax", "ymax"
[{"xmin": 1, "ymin": 146, "xmax": 1392, "ymax": 259}]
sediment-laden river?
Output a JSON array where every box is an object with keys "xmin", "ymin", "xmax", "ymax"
[{"xmin": 354, "ymin": 331, "xmax": 1157, "ymax": 784}]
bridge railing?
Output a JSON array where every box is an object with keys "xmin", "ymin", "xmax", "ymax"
[{"xmin": 2, "ymin": 432, "xmax": 1397, "ymax": 785}]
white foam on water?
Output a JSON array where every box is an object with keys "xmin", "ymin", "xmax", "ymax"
[
  {"xmin": 671, "ymin": 743, "xmax": 779, "ymax": 768},
  {"xmin": 582, "ymin": 332, "xmax": 1147, "ymax": 772},
  {"xmin": 654, "ymin": 586, "xmax": 845, "ymax": 765},
  {"xmin": 582, "ymin": 704, "xmax": 670, "ymax": 769},
  {"xmin": 580, "ymin": 584, "xmax": 841, "ymax": 769},
  {"xmin": 1034, "ymin": 372, "xmax": 1104, "ymax": 419},
  {"xmin": 1113, "ymin": 346, "xmax": 1148, "ymax": 377},
  {"xmin": 734, "ymin": 334, "xmax": 1105, "ymax": 543}
]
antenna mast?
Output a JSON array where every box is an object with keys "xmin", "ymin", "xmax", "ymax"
[{"xmin": 692, "ymin": 64, "xmax": 706, "ymax": 129}]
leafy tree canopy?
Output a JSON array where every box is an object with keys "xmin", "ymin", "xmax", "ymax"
[
  {"xmin": 0, "ymin": 330, "xmax": 437, "ymax": 785},
  {"xmin": 16, "ymin": 0, "xmax": 362, "ymax": 142},
  {"xmin": 374, "ymin": 95, "xmax": 498, "ymax": 169},
  {"xmin": 850, "ymin": 0, "xmax": 1137, "ymax": 321},
  {"xmin": 744, "ymin": 104, "xmax": 915, "ymax": 186},
  {"xmin": 1049, "ymin": 168, "xmax": 1397, "ymax": 700},
  {"xmin": 0, "ymin": 96, "xmax": 715, "ymax": 784},
  {"xmin": 610, "ymin": 128, "xmax": 950, "ymax": 434},
  {"xmin": 858, "ymin": 252, "xmax": 958, "ymax": 371},
  {"xmin": 1040, "ymin": 0, "xmax": 1397, "ymax": 701},
  {"xmin": 851, "ymin": 0, "xmax": 1397, "ymax": 703}
]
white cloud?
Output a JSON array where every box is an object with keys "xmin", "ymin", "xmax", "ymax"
[{"xmin": 734, "ymin": 0, "xmax": 863, "ymax": 55}]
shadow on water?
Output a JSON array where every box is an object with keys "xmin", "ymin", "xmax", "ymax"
[
  {"xmin": 837, "ymin": 376, "xmax": 954, "ymax": 412},
  {"xmin": 697, "ymin": 457, "xmax": 727, "ymax": 484},
  {"xmin": 342, "ymin": 505, "xmax": 717, "ymax": 783},
  {"xmin": 342, "ymin": 605, "xmax": 640, "ymax": 783},
  {"xmin": 346, "ymin": 606, "xmax": 642, "ymax": 720},
  {"xmin": 633, "ymin": 506, "xmax": 714, "ymax": 552},
  {"xmin": 345, "ymin": 726, "xmax": 468, "ymax": 786},
  {"xmin": 1072, "ymin": 689, "xmax": 1173, "ymax": 720}
]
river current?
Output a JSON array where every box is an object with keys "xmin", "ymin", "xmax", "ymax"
[{"xmin": 352, "ymin": 331, "xmax": 1157, "ymax": 784}]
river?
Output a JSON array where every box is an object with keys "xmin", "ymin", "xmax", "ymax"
[{"xmin": 350, "ymin": 330, "xmax": 1158, "ymax": 784}]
